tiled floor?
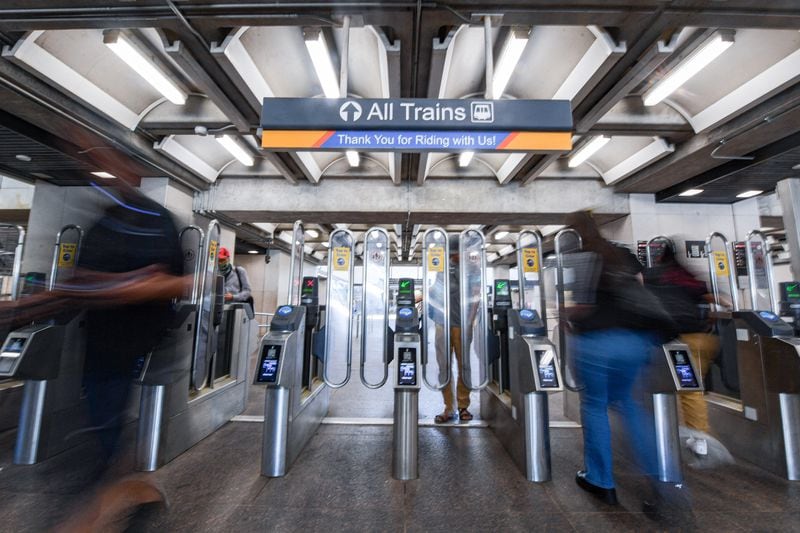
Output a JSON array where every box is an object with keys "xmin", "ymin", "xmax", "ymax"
[{"xmin": 1, "ymin": 350, "xmax": 799, "ymax": 532}]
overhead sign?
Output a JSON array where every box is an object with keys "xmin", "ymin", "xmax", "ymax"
[
  {"xmin": 261, "ymin": 98, "xmax": 573, "ymax": 152},
  {"xmin": 262, "ymin": 130, "xmax": 570, "ymax": 152}
]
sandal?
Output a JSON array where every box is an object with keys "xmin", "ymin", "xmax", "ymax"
[
  {"xmin": 458, "ymin": 408, "xmax": 474, "ymax": 421},
  {"xmin": 434, "ymin": 412, "xmax": 456, "ymax": 424}
]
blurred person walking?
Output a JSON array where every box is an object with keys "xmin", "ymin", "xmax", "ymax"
[
  {"xmin": 565, "ymin": 211, "xmax": 674, "ymax": 512},
  {"xmin": 644, "ymin": 239, "xmax": 719, "ymax": 433}
]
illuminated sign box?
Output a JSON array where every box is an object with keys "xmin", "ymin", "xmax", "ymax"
[{"xmin": 261, "ymin": 98, "xmax": 573, "ymax": 152}]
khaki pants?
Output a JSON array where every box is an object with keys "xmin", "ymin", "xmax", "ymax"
[
  {"xmin": 436, "ymin": 325, "xmax": 471, "ymax": 414},
  {"xmin": 678, "ymin": 332, "xmax": 720, "ymax": 433}
]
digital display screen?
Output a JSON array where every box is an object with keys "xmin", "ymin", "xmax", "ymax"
[
  {"xmin": 534, "ymin": 349, "xmax": 559, "ymax": 389},
  {"xmin": 670, "ymin": 350, "xmax": 699, "ymax": 388},
  {"xmin": 398, "ymin": 279, "xmax": 414, "ymax": 294},
  {"xmin": 398, "ymin": 348, "xmax": 417, "ymax": 386},
  {"xmin": 257, "ymin": 344, "xmax": 281, "ymax": 383},
  {"xmin": 494, "ymin": 280, "xmax": 510, "ymax": 298},
  {"xmin": 781, "ymin": 282, "xmax": 800, "ymax": 301},
  {"xmin": 302, "ymin": 278, "xmax": 317, "ymax": 294},
  {"xmin": 3, "ymin": 337, "xmax": 25, "ymax": 354}
]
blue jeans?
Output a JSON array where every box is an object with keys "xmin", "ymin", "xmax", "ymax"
[{"xmin": 572, "ymin": 328, "xmax": 658, "ymax": 489}]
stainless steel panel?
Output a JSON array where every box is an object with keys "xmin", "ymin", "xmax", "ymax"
[
  {"xmin": 653, "ymin": 393, "xmax": 683, "ymax": 483},
  {"xmin": 523, "ymin": 392, "xmax": 551, "ymax": 482},
  {"xmin": 14, "ymin": 380, "xmax": 47, "ymax": 464},
  {"xmin": 285, "ymin": 383, "xmax": 329, "ymax": 470},
  {"xmin": 779, "ymin": 393, "xmax": 800, "ymax": 481},
  {"xmin": 136, "ymin": 384, "xmax": 165, "ymax": 472},
  {"xmin": 392, "ymin": 389, "xmax": 418, "ymax": 480},
  {"xmin": 262, "ymin": 387, "xmax": 290, "ymax": 477}
]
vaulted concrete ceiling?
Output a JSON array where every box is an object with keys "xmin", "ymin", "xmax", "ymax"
[{"xmin": 1, "ymin": 0, "xmax": 800, "ymax": 262}]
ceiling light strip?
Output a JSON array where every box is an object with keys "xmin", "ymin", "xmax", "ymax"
[
  {"xmin": 104, "ymin": 31, "xmax": 187, "ymax": 105},
  {"xmin": 568, "ymin": 136, "xmax": 610, "ymax": 168},
  {"xmin": 643, "ymin": 32, "xmax": 734, "ymax": 107}
]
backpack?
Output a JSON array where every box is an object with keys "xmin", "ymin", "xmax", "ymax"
[{"xmin": 234, "ymin": 266, "xmax": 255, "ymax": 308}]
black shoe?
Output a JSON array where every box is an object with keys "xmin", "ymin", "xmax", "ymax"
[{"xmin": 575, "ymin": 471, "xmax": 618, "ymax": 505}]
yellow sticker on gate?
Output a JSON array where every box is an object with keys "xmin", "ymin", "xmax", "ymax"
[
  {"xmin": 428, "ymin": 246, "xmax": 445, "ymax": 272},
  {"xmin": 57, "ymin": 243, "xmax": 77, "ymax": 268},
  {"xmin": 209, "ymin": 240, "xmax": 218, "ymax": 261},
  {"xmin": 332, "ymin": 247, "xmax": 350, "ymax": 271},
  {"xmin": 522, "ymin": 248, "xmax": 539, "ymax": 273},
  {"xmin": 712, "ymin": 251, "xmax": 729, "ymax": 276}
]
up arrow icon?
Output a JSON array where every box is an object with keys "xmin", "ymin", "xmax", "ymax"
[{"xmin": 339, "ymin": 101, "xmax": 363, "ymax": 122}]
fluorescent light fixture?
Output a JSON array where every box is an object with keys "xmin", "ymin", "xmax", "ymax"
[
  {"xmin": 568, "ymin": 136, "xmax": 610, "ymax": 168},
  {"xmin": 643, "ymin": 32, "xmax": 735, "ymax": 107},
  {"xmin": 103, "ymin": 31, "xmax": 187, "ymax": 105},
  {"xmin": 91, "ymin": 171, "xmax": 117, "ymax": 179},
  {"xmin": 247, "ymin": 250, "xmax": 259, "ymax": 254},
  {"xmin": 304, "ymin": 28, "xmax": 340, "ymax": 98},
  {"xmin": 346, "ymin": 150, "xmax": 360, "ymax": 167},
  {"xmin": 215, "ymin": 135, "xmax": 254, "ymax": 166},
  {"xmin": 458, "ymin": 151, "xmax": 474, "ymax": 167},
  {"xmin": 492, "ymin": 28, "xmax": 530, "ymax": 98},
  {"xmin": 679, "ymin": 188, "xmax": 704, "ymax": 197},
  {"xmin": 305, "ymin": 229, "xmax": 319, "ymax": 238},
  {"xmin": 737, "ymin": 190, "xmax": 763, "ymax": 199},
  {"xmin": 494, "ymin": 231, "xmax": 509, "ymax": 240}
]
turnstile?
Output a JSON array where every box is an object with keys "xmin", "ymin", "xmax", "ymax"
[
  {"xmin": 709, "ymin": 308, "xmax": 800, "ymax": 480},
  {"xmin": 482, "ymin": 231, "xmax": 565, "ymax": 482},
  {"xmin": 258, "ymin": 221, "xmax": 330, "ymax": 478},
  {"xmin": 136, "ymin": 220, "xmax": 252, "ymax": 471},
  {"xmin": 136, "ymin": 301, "xmax": 253, "ymax": 471},
  {"xmin": 258, "ymin": 304, "xmax": 329, "ymax": 477},
  {"xmin": 500, "ymin": 308, "xmax": 563, "ymax": 482},
  {"xmin": 392, "ymin": 278, "xmax": 421, "ymax": 481}
]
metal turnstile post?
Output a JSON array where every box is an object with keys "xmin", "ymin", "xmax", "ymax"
[
  {"xmin": 136, "ymin": 384, "xmax": 166, "ymax": 471},
  {"xmin": 779, "ymin": 392, "xmax": 800, "ymax": 481},
  {"xmin": 392, "ymin": 389, "xmax": 419, "ymax": 480},
  {"xmin": 262, "ymin": 387, "xmax": 291, "ymax": 477},
  {"xmin": 14, "ymin": 380, "xmax": 47, "ymax": 465},
  {"xmin": 653, "ymin": 392, "xmax": 683, "ymax": 483},
  {"xmin": 523, "ymin": 391, "xmax": 552, "ymax": 482}
]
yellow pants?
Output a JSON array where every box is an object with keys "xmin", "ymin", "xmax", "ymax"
[
  {"xmin": 436, "ymin": 325, "xmax": 471, "ymax": 413},
  {"xmin": 678, "ymin": 332, "xmax": 720, "ymax": 433}
]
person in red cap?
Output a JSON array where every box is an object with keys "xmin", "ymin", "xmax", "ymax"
[{"xmin": 217, "ymin": 247, "xmax": 252, "ymax": 306}]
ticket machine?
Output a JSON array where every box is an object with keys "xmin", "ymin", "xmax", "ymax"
[
  {"xmin": 392, "ymin": 278, "xmax": 421, "ymax": 481},
  {"xmin": 505, "ymin": 308, "xmax": 563, "ymax": 482}
]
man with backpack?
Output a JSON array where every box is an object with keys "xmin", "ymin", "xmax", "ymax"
[{"xmin": 217, "ymin": 247, "xmax": 253, "ymax": 307}]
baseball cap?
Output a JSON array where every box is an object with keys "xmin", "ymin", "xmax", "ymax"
[{"xmin": 218, "ymin": 247, "xmax": 231, "ymax": 260}]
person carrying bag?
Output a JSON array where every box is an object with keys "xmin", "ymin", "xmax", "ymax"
[{"xmin": 564, "ymin": 211, "xmax": 672, "ymax": 516}]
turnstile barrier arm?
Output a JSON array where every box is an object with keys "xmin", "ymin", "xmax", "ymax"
[
  {"xmin": 421, "ymin": 227, "xmax": 451, "ymax": 391},
  {"xmin": 360, "ymin": 227, "xmax": 390, "ymax": 389}
]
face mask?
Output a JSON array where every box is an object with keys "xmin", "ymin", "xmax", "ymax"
[{"xmin": 220, "ymin": 262, "xmax": 232, "ymax": 275}]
